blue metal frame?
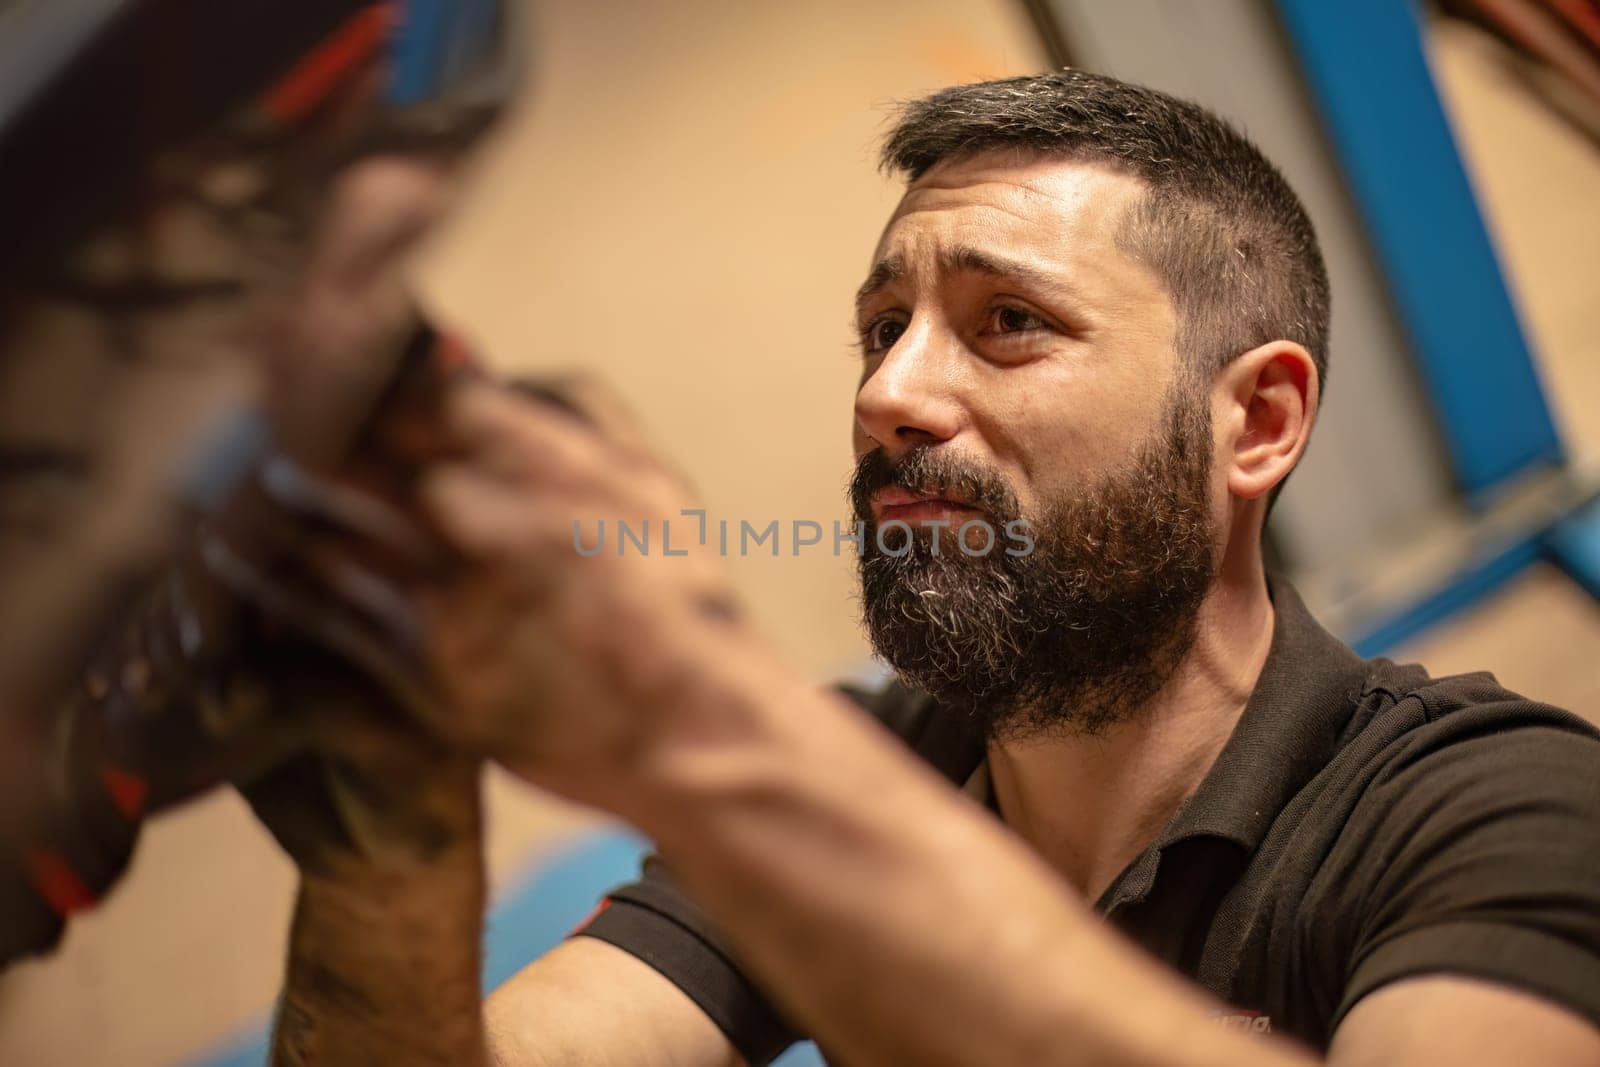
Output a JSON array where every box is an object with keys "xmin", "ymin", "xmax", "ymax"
[
  {"xmin": 1346, "ymin": 492, "xmax": 1600, "ymax": 655},
  {"xmin": 1274, "ymin": 0, "xmax": 1563, "ymax": 503},
  {"xmin": 1545, "ymin": 496, "xmax": 1600, "ymax": 601},
  {"xmin": 1273, "ymin": 0, "xmax": 1600, "ymax": 649},
  {"xmin": 1348, "ymin": 536, "xmax": 1543, "ymax": 657}
]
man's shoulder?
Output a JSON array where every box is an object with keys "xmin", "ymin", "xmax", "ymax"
[
  {"xmin": 1261, "ymin": 644, "xmax": 1600, "ymax": 865},
  {"xmin": 1283, "ymin": 662, "xmax": 1600, "ymax": 1045},
  {"xmin": 1268, "ymin": 575, "xmax": 1596, "ymax": 748},
  {"xmin": 1321, "ymin": 658, "xmax": 1600, "ymax": 837},
  {"xmin": 1349, "ymin": 657, "xmax": 1600, "ymax": 758}
]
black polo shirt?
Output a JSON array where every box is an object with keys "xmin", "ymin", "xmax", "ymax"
[{"xmin": 576, "ymin": 578, "xmax": 1600, "ymax": 1063}]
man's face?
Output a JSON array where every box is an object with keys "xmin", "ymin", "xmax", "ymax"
[{"xmin": 849, "ymin": 154, "xmax": 1220, "ymax": 737}]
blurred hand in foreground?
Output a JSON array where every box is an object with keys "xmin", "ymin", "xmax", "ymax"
[{"xmin": 404, "ymin": 378, "xmax": 769, "ymax": 808}]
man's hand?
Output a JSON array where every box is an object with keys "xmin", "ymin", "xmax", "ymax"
[
  {"xmin": 409, "ymin": 380, "xmax": 760, "ymax": 808},
  {"xmin": 230, "ymin": 647, "xmax": 491, "ymax": 1067},
  {"xmin": 232, "ymin": 373, "xmax": 760, "ymax": 1065},
  {"xmin": 237, "ymin": 651, "xmax": 481, "ymax": 877}
]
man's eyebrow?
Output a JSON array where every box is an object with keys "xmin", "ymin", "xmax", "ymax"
[
  {"xmin": 853, "ymin": 246, "xmax": 1079, "ymax": 320},
  {"xmin": 937, "ymin": 246, "xmax": 1073, "ymax": 300},
  {"xmin": 854, "ymin": 256, "xmax": 904, "ymax": 318}
]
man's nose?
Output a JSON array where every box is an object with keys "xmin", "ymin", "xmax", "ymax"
[{"xmin": 853, "ymin": 320, "xmax": 964, "ymax": 456}]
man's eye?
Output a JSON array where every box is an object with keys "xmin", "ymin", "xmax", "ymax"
[
  {"xmin": 861, "ymin": 317, "xmax": 906, "ymax": 354},
  {"xmin": 984, "ymin": 306, "xmax": 1047, "ymax": 335}
]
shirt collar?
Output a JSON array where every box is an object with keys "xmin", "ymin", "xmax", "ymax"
[
  {"xmin": 949, "ymin": 575, "xmax": 1372, "ymax": 854},
  {"xmin": 1150, "ymin": 574, "xmax": 1372, "ymax": 854}
]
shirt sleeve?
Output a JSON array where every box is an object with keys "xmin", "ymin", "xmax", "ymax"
[
  {"xmin": 574, "ymin": 853, "xmax": 805, "ymax": 1065},
  {"xmin": 1329, "ymin": 706, "xmax": 1600, "ymax": 1033}
]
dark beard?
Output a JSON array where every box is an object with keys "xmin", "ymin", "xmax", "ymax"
[{"xmin": 850, "ymin": 389, "xmax": 1216, "ymax": 741}]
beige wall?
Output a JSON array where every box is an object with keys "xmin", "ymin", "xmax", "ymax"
[{"xmin": 0, "ymin": 4, "xmax": 1046, "ymax": 1064}]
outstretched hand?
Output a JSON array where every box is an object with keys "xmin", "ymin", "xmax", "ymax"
[
  {"xmin": 238, "ymin": 366, "xmax": 768, "ymax": 851},
  {"xmin": 408, "ymin": 378, "xmax": 762, "ymax": 808}
]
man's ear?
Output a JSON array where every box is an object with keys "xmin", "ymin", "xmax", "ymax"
[{"xmin": 1216, "ymin": 341, "xmax": 1319, "ymax": 502}]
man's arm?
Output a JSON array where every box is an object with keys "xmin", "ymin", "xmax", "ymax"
[
  {"xmin": 273, "ymin": 831, "xmax": 489, "ymax": 1065},
  {"xmin": 591, "ymin": 662, "xmax": 1600, "ymax": 1067},
  {"xmin": 415, "ymin": 384, "xmax": 1600, "ymax": 1067},
  {"xmin": 240, "ymin": 677, "xmax": 750, "ymax": 1067},
  {"xmin": 560, "ymin": 648, "xmax": 1313, "ymax": 1067},
  {"xmin": 406, "ymin": 383, "xmax": 1305, "ymax": 1066},
  {"xmin": 238, "ymin": 736, "xmax": 492, "ymax": 1067},
  {"xmin": 259, "ymin": 763, "xmax": 749, "ymax": 1067},
  {"xmin": 1330, "ymin": 977, "xmax": 1600, "ymax": 1067},
  {"xmin": 485, "ymin": 938, "xmax": 745, "ymax": 1067}
]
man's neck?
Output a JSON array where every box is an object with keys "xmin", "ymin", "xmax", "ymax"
[{"xmin": 986, "ymin": 553, "xmax": 1275, "ymax": 903}]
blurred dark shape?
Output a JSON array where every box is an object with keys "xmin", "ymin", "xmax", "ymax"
[{"xmin": 0, "ymin": 0, "xmax": 523, "ymax": 963}]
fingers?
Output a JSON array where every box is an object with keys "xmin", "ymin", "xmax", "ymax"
[
  {"xmin": 418, "ymin": 459, "xmax": 554, "ymax": 563},
  {"xmin": 240, "ymin": 371, "xmax": 742, "ymax": 782},
  {"xmin": 441, "ymin": 380, "xmax": 609, "ymax": 489},
  {"xmin": 259, "ymin": 454, "xmax": 437, "ymax": 569},
  {"xmin": 508, "ymin": 372, "xmax": 659, "ymax": 458},
  {"xmin": 295, "ymin": 539, "xmax": 427, "ymax": 655},
  {"xmin": 440, "ymin": 377, "xmax": 689, "ymax": 499},
  {"xmin": 212, "ymin": 455, "xmax": 450, "ymax": 725}
]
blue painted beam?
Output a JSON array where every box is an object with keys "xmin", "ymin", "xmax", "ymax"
[
  {"xmin": 1347, "ymin": 535, "xmax": 1544, "ymax": 657},
  {"xmin": 1545, "ymin": 496, "xmax": 1600, "ymax": 601},
  {"xmin": 1273, "ymin": 0, "xmax": 1562, "ymax": 501}
]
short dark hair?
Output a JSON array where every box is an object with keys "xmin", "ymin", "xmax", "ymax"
[{"xmin": 881, "ymin": 69, "xmax": 1330, "ymax": 399}]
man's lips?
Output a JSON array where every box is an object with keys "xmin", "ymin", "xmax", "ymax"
[{"xmin": 870, "ymin": 486, "xmax": 983, "ymax": 525}]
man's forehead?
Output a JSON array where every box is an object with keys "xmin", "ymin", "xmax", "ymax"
[{"xmin": 871, "ymin": 154, "xmax": 1146, "ymax": 269}]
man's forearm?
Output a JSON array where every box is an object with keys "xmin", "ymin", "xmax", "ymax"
[
  {"xmin": 272, "ymin": 833, "xmax": 489, "ymax": 1065},
  {"xmin": 603, "ymin": 646, "xmax": 1314, "ymax": 1067}
]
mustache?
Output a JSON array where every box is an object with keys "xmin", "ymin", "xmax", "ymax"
[{"xmin": 849, "ymin": 445, "xmax": 1021, "ymax": 524}]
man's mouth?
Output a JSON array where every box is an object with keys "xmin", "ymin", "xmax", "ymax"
[{"xmin": 870, "ymin": 486, "xmax": 983, "ymax": 526}]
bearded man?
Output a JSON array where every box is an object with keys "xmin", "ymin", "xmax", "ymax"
[{"xmin": 267, "ymin": 71, "xmax": 1600, "ymax": 1066}]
